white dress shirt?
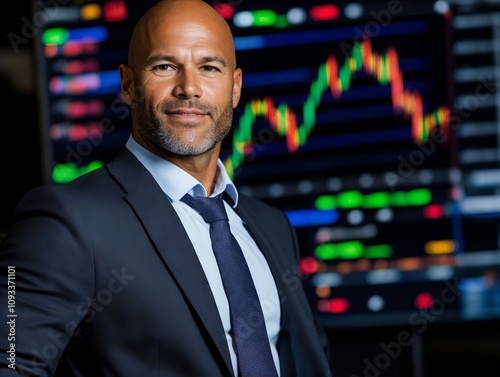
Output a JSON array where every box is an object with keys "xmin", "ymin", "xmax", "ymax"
[{"xmin": 125, "ymin": 135, "xmax": 281, "ymax": 376}]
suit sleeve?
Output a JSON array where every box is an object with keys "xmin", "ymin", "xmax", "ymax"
[{"xmin": 0, "ymin": 186, "xmax": 94, "ymax": 377}]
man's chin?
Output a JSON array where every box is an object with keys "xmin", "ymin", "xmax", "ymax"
[{"xmin": 161, "ymin": 141, "xmax": 217, "ymax": 157}]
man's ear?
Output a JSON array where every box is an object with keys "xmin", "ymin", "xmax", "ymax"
[
  {"xmin": 232, "ymin": 67, "xmax": 243, "ymax": 108},
  {"xmin": 119, "ymin": 64, "xmax": 134, "ymax": 105}
]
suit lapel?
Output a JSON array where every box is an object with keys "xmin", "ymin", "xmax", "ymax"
[
  {"xmin": 107, "ymin": 149, "xmax": 234, "ymax": 376},
  {"xmin": 235, "ymin": 197, "xmax": 333, "ymax": 377},
  {"xmin": 232, "ymin": 198, "xmax": 291, "ymax": 309},
  {"xmin": 234, "ymin": 200, "xmax": 290, "ymax": 276}
]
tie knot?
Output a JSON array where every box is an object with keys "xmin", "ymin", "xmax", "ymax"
[{"xmin": 181, "ymin": 194, "xmax": 229, "ymax": 224}]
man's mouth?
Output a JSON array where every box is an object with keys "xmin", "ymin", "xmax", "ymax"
[
  {"xmin": 167, "ymin": 108, "xmax": 208, "ymax": 116},
  {"xmin": 165, "ymin": 109, "xmax": 209, "ymax": 123}
]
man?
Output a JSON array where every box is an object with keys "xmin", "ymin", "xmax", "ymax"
[{"xmin": 0, "ymin": 0, "xmax": 333, "ymax": 376}]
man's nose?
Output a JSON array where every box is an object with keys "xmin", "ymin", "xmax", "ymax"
[{"xmin": 172, "ymin": 68, "xmax": 202, "ymax": 99}]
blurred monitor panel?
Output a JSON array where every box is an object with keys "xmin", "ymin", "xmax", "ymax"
[{"xmin": 33, "ymin": 0, "xmax": 500, "ymax": 329}]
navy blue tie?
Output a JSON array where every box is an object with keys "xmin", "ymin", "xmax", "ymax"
[{"xmin": 181, "ymin": 194, "xmax": 279, "ymax": 377}]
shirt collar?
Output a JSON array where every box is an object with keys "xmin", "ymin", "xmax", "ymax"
[{"xmin": 125, "ymin": 134, "xmax": 239, "ymax": 207}]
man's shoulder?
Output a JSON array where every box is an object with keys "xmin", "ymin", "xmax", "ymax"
[
  {"xmin": 236, "ymin": 193, "xmax": 286, "ymax": 219},
  {"xmin": 237, "ymin": 193, "xmax": 272, "ymax": 208},
  {"xmin": 35, "ymin": 165, "xmax": 111, "ymax": 195},
  {"xmin": 16, "ymin": 165, "xmax": 115, "ymax": 211}
]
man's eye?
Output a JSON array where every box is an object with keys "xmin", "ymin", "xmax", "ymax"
[
  {"xmin": 202, "ymin": 66, "xmax": 219, "ymax": 72},
  {"xmin": 153, "ymin": 64, "xmax": 174, "ymax": 71}
]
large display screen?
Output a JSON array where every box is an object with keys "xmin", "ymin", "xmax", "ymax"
[{"xmin": 33, "ymin": 0, "xmax": 500, "ymax": 329}]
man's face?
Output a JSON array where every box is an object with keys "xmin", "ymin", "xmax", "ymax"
[{"xmin": 125, "ymin": 19, "xmax": 242, "ymax": 156}]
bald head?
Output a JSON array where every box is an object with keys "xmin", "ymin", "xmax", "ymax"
[
  {"xmin": 127, "ymin": 0, "xmax": 237, "ymax": 71},
  {"xmin": 118, "ymin": 0, "xmax": 243, "ymax": 170}
]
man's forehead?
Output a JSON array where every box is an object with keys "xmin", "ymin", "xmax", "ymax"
[
  {"xmin": 140, "ymin": 22, "xmax": 235, "ymax": 64},
  {"xmin": 148, "ymin": 21, "xmax": 218, "ymax": 38},
  {"xmin": 129, "ymin": 1, "xmax": 236, "ymax": 67}
]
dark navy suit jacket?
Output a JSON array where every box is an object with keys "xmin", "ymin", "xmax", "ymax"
[{"xmin": 0, "ymin": 148, "xmax": 333, "ymax": 377}]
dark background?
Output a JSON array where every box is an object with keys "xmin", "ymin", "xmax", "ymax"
[
  {"xmin": 0, "ymin": 1, "xmax": 42, "ymax": 234},
  {"xmin": 1, "ymin": 1, "xmax": 500, "ymax": 376}
]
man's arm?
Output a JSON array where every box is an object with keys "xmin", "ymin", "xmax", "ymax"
[{"xmin": 0, "ymin": 186, "xmax": 94, "ymax": 377}]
